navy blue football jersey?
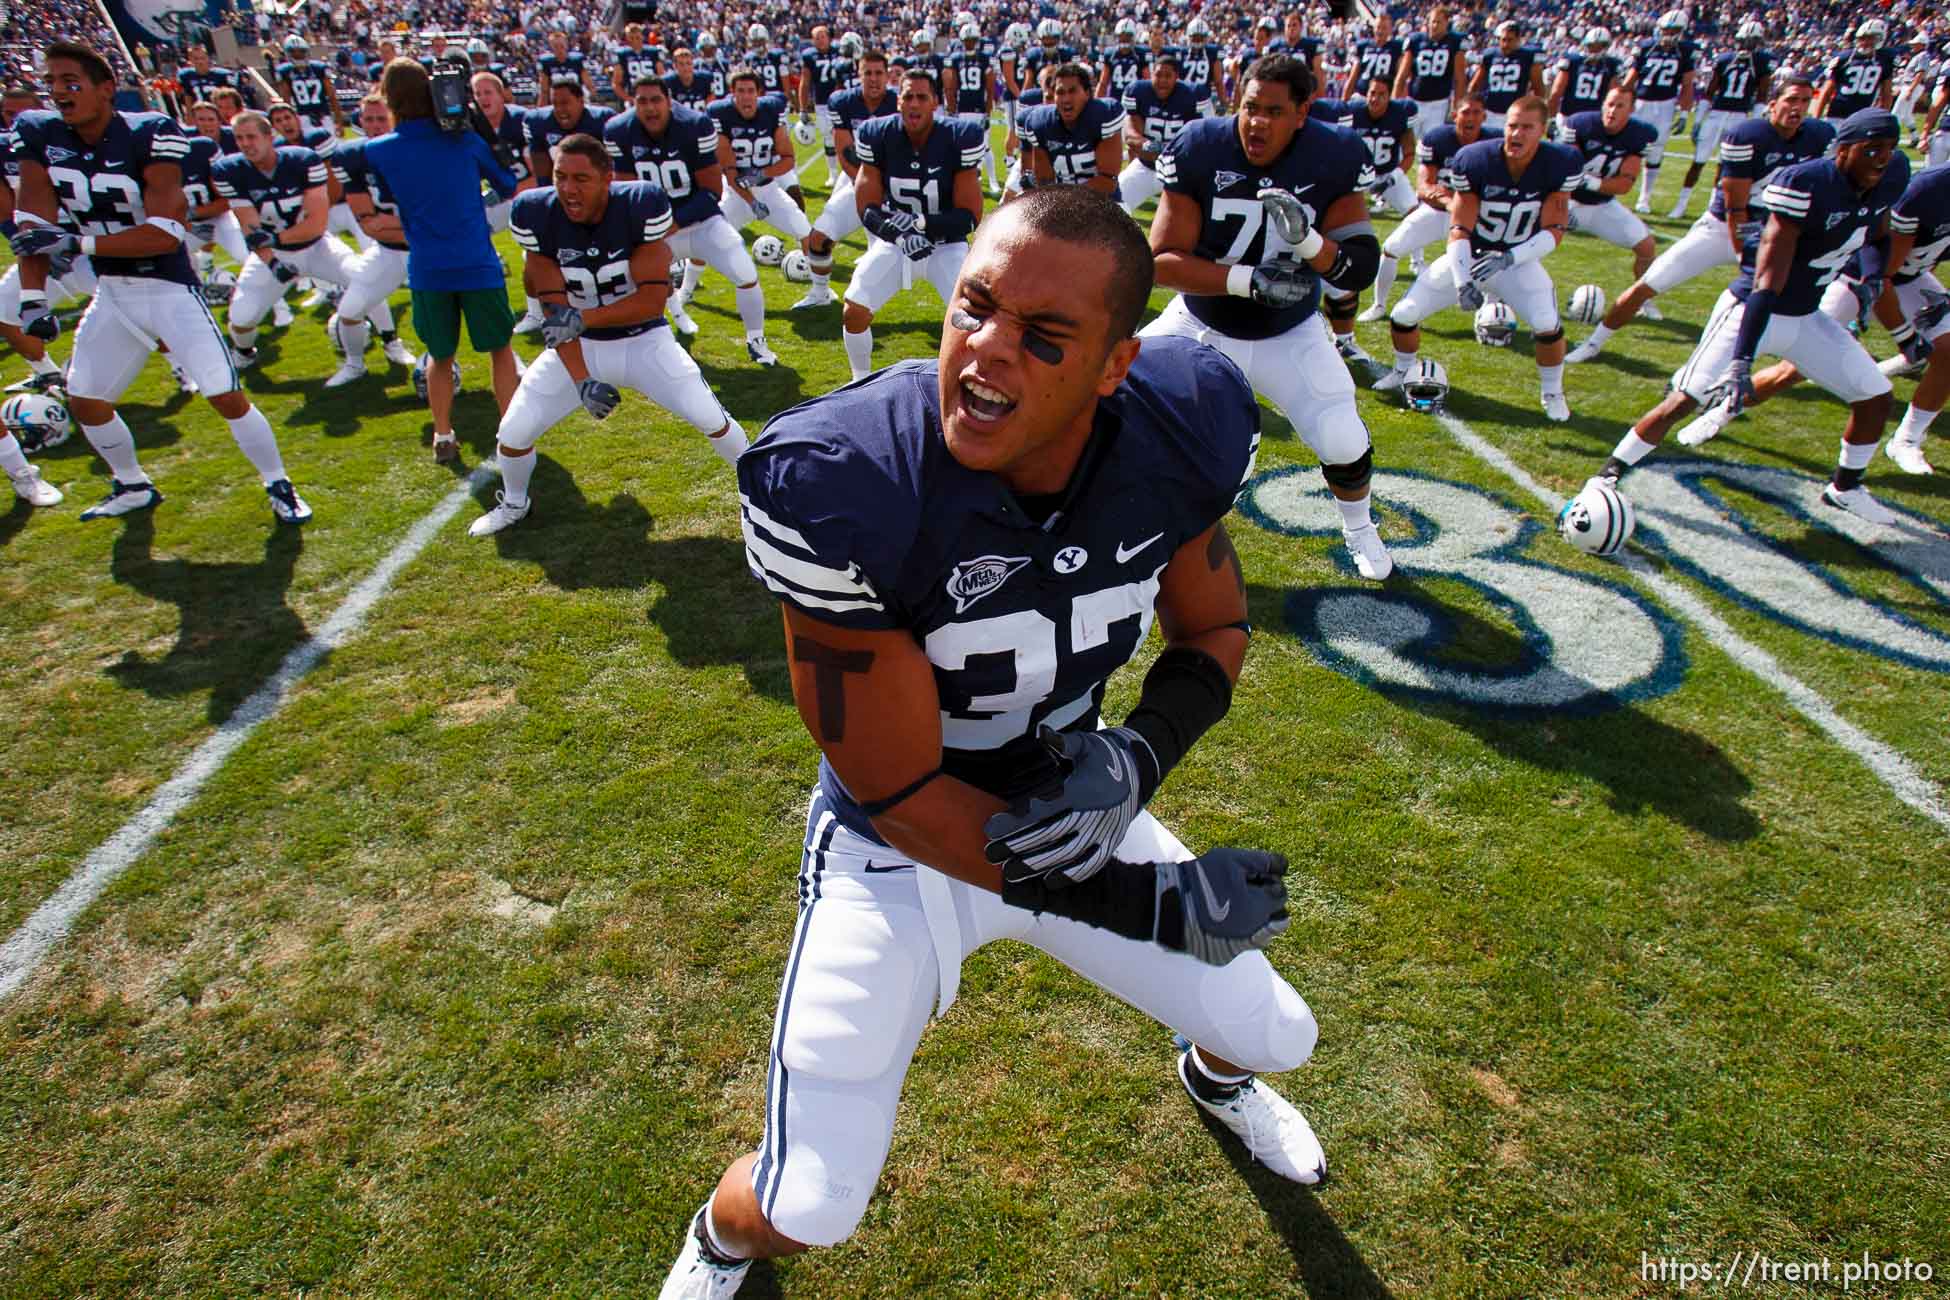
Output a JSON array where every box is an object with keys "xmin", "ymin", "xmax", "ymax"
[
  {"xmin": 601, "ymin": 106, "xmax": 720, "ymax": 227},
  {"xmin": 509, "ymin": 181, "xmax": 672, "ymax": 339},
  {"xmin": 828, "ymin": 84, "xmax": 900, "ymax": 140},
  {"xmin": 1100, "ymin": 44, "xmax": 1149, "ymax": 94},
  {"xmin": 1563, "ymin": 110, "xmax": 1659, "ymax": 204},
  {"xmin": 330, "ymin": 137, "xmax": 405, "ymax": 250},
  {"xmin": 662, "ymin": 70, "xmax": 716, "ymax": 109},
  {"xmin": 1266, "ymin": 35, "xmax": 1322, "ymax": 65},
  {"xmin": 1351, "ymin": 38, "xmax": 1404, "ymax": 89},
  {"xmin": 1178, "ymin": 41, "xmax": 1227, "ymax": 94},
  {"xmin": 526, "ymin": 104, "xmax": 612, "ymax": 159},
  {"xmin": 1630, "ymin": 39, "xmax": 1695, "ymax": 102},
  {"xmin": 484, "ymin": 107, "xmax": 533, "ymax": 185},
  {"xmin": 1709, "ymin": 115, "xmax": 1835, "ymax": 221},
  {"xmin": 1018, "ymin": 98, "xmax": 1126, "ymax": 186},
  {"xmin": 1317, "ymin": 95, "xmax": 1417, "ymax": 172},
  {"xmin": 277, "ymin": 60, "xmax": 335, "ymax": 121},
  {"xmin": 800, "ymin": 46, "xmax": 854, "ymax": 105},
  {"xmin": 180, "ymin": 65, "xmax": 235, "ymax": 105},
  {"xmin": 696, "ymin": 58, "xmax": 730, "ymax": 100},
  {"xmin": 1479, "ymin": 47, "xmax": 1538, "ymax": 113},
  {"xmin": 1416, "ymin": 122, "xmax": 1503, "ymax": 190},
  {"xmin": 1555, "ymin": 52, "xmax": 1620, "ymax": 117},
  {"xmin": 1403, "ymin": 31, "xmax": 1464, "ymax": 99},
  {"xmin": 1824, "ymin": 49, "xmax": 1898, "ymax": 118},
  {"xmin": 1123, "ymin": 80, "xmax": 1208, "ymax": 154},
  {"xmin": 539, "ymin": 51, "xmax": 587, "ymax": 91},
  {"xmin": 709, "ymin": 93, "xmax": 788, "ymax": 175},
  {"xmin": 282, "ymin": 123, "xmax": 335, "ymax": 159},
  {"xmin": 1707, "ymin": 49, "xmax": 1773, "ymax": 112},
  {"xmin": 1449, "ymin": 138, "xmax": 1581, "ymax": 249},
  {"xmin": 615, "ymin": 45, "xmax": 663, "ymax": 91},
  {"xmin": 748, "ymin": 48, "xmax": 795, "ymax": 96},
  {"xmin": 737, "ymin": 337, "xmax": 1260, "ymax": 844},
  {"xmin": 179, "ymin": 131, "xmax": 222, "ymax": 214},
  {"xmin": 854, "ymin": 115, "xmax": 984, "ymax": 227},
  {"xmin": 212, "ymin": 145, "xmax": 330, "ymax": 247},
  {"xmin": 947, "ymin": 48, "xmax": 994, "ymax": 113},
  {"xmin": 1737, "ymin": 154, "xmax": 1910, "ymax": 313},
  {"xmin": 13, "ymin": 109, "xmax": 197, "ymax": 284},
  {"xmin": 1888, "ymin": 162, "xmax": 1950, "ymax": 285},
  {"xmin": 1022, "ymin": 43, "xmax": 1077, "ymax": 84},
  {"xmin": 1158, "ymin": 114, "xmax": 1374, "ymax": 339}
]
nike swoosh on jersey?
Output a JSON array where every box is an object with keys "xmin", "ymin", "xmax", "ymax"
[
  {"xmin": 1115, "ymin": 532, "xmax": 1164, "ymax": 563},
  {"xmin": 1195, "ymin": 865, "xmax": 1232, "ymax": 922}
]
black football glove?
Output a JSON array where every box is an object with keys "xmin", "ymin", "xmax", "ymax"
[
  {"xmin": 541, "ymin": 300, "xmax": 585, "ymax": 348},
  {"xmin": 270, "ymin": 259, "xmax": 299, "ymax": 284},
  {"xmin": 1850, "ymin": 274, "xmax": 1884, "ymax": 327},
  {"xmin": 1249, "ymin": 257, "xmax": 1315, "ymax": 308},
  {"xmin": 243, "ymin": 225, "xmax": 276, "ymax": 253},
  {"xmin": 9, "ymin": 222, "xmax": 76, "ymax": 260},
  {"xmin": 1001, "ymin": 847, "xmax": 1291, "ymax": 967},
  {"xmin": 983, "ymin": 726, "xmax": 1157, "ymax": 885},
  {"xmin": 1892, "ymin": 321, "xmax": 1933, "ymax": 368},
  {"xmin": 896, "ymin": 230, "xmax": 933, "ymax": 261},
  {"xmin": 19, "ymin": 295, "xmax": 58, "ymax": 342},
  {"xmin": 1456, "ymin": 280, "xmax": 1486, "ymax": 312},
  {"xmin": 578, "ymin": 377, "xmax": 620, "ymax": 420}
]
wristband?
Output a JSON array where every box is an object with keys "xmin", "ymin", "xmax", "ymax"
[
  {"xmin": 1226, "ymin": 262, "xmax": 1254, "ymax": 298},
  {"xmin": 1449, "ymin": 237, "xmax": 1474, "ymax": 287},
  {"xmin": 1000, "ymin": 858, "xmax": 1157, "ymax": 942},
  {"xmin": 1293, "ymin": 227, "xmax": 1324, "ymax": 260},
  {"xmin": 80, "ymin": 234, "xmax": 97, "ymax": 256},
  {"xmin": 19, "ymin": 289, "xmax": 46, "ymax": 305},
  {"xmin": 1507, "ymin": 229, "xmax": 1556, "ymax": 268}
]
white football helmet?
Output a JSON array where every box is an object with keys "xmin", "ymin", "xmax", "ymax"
[
  {"xmin": 1004, "ymin": 22, "xmax": 1031, "ymax": 49},
  {"xmin": 961, "ymin": 22, "xmax": 980, "ymax": 42},
  {"xmin": 791, "ymin": 117, "xmax": 817, "ymax": 145},
  {"xmin": 412, "ymin": 354, "xmax": 463, "ymax": 403},
  {"xmin": 1114, "ymin": 18, "xmax": 1138, "ymax": 41},
  {"xmin": 1568, "ymin": 283, "xmax": 1607, "ymax": 325},
  {"xmin": 748, "ymin": 23, "xmax": 768, "ymax": 44},
  {"xmin": 1, "ymin": 392, "xmax": 71, "ymax": 453},
  {"xmin": 1186, "ymin": 18, "xmax": 1211, "ymax": 40},
  {"xmin": 1656, "ymin": 9, "xmax": 1688, "ymax": 40},
  {"xmin": 1495, "ymin": 20, "xmax": 1519, "ymax": 38},
  {"xmin": 282, "ymin": 33, "xmax": 309, "ymax": 56},
  {"xmin": 1736, "ymin": 19, "xmax": 1765, "ymax": 49},
  {"xmin": 751, "ymin": 234, "xmax": 785, "ymax": 266},
  {"xmin": 781, "ymin": 249, "xmax": 812, "ymax": 282},
  {"xmin": 911, "ymin": 27, "xmax": 934, "ymax": 49},
  {"xmin": 839, "ymin": 32, "xmax": 865, "ymax": 58},
  {"xmin": 955, "ymin": 10, "xmax": 976, "ymax": 29},
  {"xmin": 1558, "ymin": 479, "xmax": 1636, "ymax": 557},
  {"xmin": 1037, "ymin": 18, "xmax": 1064, "ymax": 40},
  {"xmin": 698, "ymin": 32, "xmax": 718, "ymax": 52},
  {"xmin": 200, "ymin": 266, "xmax": 237, "ymax": 308},
  {"xmin": 1474, "ymin": 301, "xmax": 1519, "ymax": 347},
  {"xmin": 1401, "ymin": 359, "xmax": 1450, "ymax": 413},
  {"xmin": 1583, "ymin": 26, "xmax": 1611, "ymax": 50},
  {"xmin": 1855, "ymin": 19, "xmax": 1887, "ymax": 49},
  {"xmin": 467, "ymin": 38, "xmax": 491, "ymax": 56}
]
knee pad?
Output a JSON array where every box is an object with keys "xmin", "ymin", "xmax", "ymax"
[
  {"xmin": 1320, "ymin": 445, "xmax": 1374, "ymax": 492},
  {"xmin": 1534, "ymin": 326, "xmax": 1564, "ymax": 346},
  {"xmin": 1190, "ymin": 958, "xmax": 1320, "ymax": 1075}
]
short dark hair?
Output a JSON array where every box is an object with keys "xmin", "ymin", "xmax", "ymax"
[
  {"xmin": 45, "ymin": 41, "xmax": 114, "ymax": 85},
  {"xmin": 632, "ymin": 74, "xmax": 666, "ymax": 94},
  {"xmin": 555, "ymin": 132, "xmax": 611, "ymax": 171},
  {"xmin": 381, "ymin": 57, "xmax": 435, "ymax": 121},
  {"xmin": 1154, "ymin": 55, "xmax": 1182, "ymax": 75},
  {"xmin": 1051, "ymin": 61, "xmax": 1092, "ymax": 92},
  {"xmin": 551, "ymin": 76, "xmax": 586, "ymax": 98},
  {"xmin": 998, "ymin": 187, "xmax": 1153, "ymax": 342},
  {"xmin": 860, "ymin": 49, "xmax": 889, "ymax": 68},
  {"xmin": 1242, "ymin": 53, "xmax": 1312, "ymax": 104},
  {"xmin": 730, "ymin": 67, "xmax": 761, "ymax": 90},
  {"xmin": 901, "ymin": 67, "xmax": 940, "ymax": 98},
  {"xmin": 1775, "ymin": 73, "xmax": 1816, "ymax": 96}
]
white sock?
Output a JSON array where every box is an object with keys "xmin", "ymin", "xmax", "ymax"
[
  {"xmin": 81, "ymin": 415, "xmax": 148, "ymax": 483},
  {"xmin": 28, "ymin": 353, "xmax": 60, "ymax": 376},
  {"xmin": 1371, "ymin": 254, "xmax": 1397, "ymax": 303},
  {"xmin": 1639, "ymin": 167, "xmax": 1659, "ymax": 199},
  {"xmin": 708, "ymin": 418, "xmax": 749, "ymax": 465},
  {"xmin": 734, "ymin": 283, "xmax": 765, "ymax": 335},
  {"xmin": 230, "ymin": 324, "xmax": 259, "ymax": 351},
  {"xmin": 1391, "ymin": 349, "xmax": 1417, "ymax": 373},
  {"xmin": 679, "ymin": 260, "xmax": 703, "ymax": 299},
  {"xmin": 843, "ymin": 327, "xmax": 873, "ymax": 380},
  {"xmin": 1334, "ymin": 491, "xmax": 1373, "ymax": 531},
  {"xmin": 1838, "ymin": 438, "xmax": 1877, "ymax": 471},
  {"xmin": 1610, "ymin": 430, "xmax": 1659, "ymax": 466},
  {"xmin": 368, "ymin": 299, "xmax": 396, "ymax": 334},
  {"xmin": 1673, "ymin": 185, "xmax": 1694, "ymax": 209},
  {"xmin": 1538, "ymin": 363, "xmax": 1564, "ymax": 396},
  {"xmin": 524, "ymin": 294, "xmax": 541, "ymax": 320},
  {"xmin": 700, "ymin": 1197, "xmax": 745, "ymax": 1263},
  {"xmin": 334, "ymin": 314, "xmax": 372, "ymax": 359},
  {"xmin": 226, "ymin": 406, "xmax": 287, "ymax": 482},
  {"xmin": 0, "ymin": 432, "xmax": 30, "ymax": 477},
  {"xmin": 1584, "ymin": 323, "xmax": 1614, "ymax": 348},
  {"xmin": 1896, "ymin": 405, "xmax": 1940, "ymax": 442},
  {"xmin": 498, "ymin": 446, "xmax": 536, "ymax": 504},
  {"xmin": 1192, "ymin": 1046, "xmax": 1252, "ymax": 1086}
]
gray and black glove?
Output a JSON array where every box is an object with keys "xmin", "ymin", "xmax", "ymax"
[
  {"xmin": 19, "ymin": 294, "xmax": 58, "ymax": 342},
  {"xmin": 270, "ymin": 259, "xmax": 298, "ymax": 283},
  {"xmin": 243, "ymin": 225, "xmax": 276, "ymax": 253},
  {"xmin": 984, "ymin": 725, "xmax": 1157, "ymax": 885},
  {"xmin": 9, "ymin": 222, "xmax": 77, "ymax": 260},
  {"xmin": 578, "ymin": 377, "xmax": 620, "ymax": 419},
  {"xmin": 1712, "ymin": 355, "xmax": 1755, "ymax": 417},
  {"xmin": 1001, "ymin": 847, "xmax": 1291, "ymax": 967},
  {"xmin": 1470, "ymin": 249, "xmax": 1514, "ymax": 283},
  {"xmin": 541, "ymin": 300, "xmax": 585, "ymax": 348},
  {"xmin": 1249, "ymin": 258, "xmax": 1316, "ymax": 308},
  {"xmin": 897, "ymin": 230, "xmax": 934, "ymax": 261}
]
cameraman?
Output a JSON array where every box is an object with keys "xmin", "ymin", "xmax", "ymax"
[{"xmin": 365, "ymin": 57, "xmax": 523, "ymax": 462}]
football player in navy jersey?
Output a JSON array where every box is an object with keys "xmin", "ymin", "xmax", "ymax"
[
  {"xmin": 1019, "ymin": 63, "xmax": 1125, "ymax": 199},
  {"xmin": 1880, "ymin": 162, "xmax": 1950, "ymax": 472},
  {"xmin": 0, "ymin": 83, "xmax": 95, "ymax": 402},
  {"xmin": 1619, "ymin": 10, "xmax": 1695, "ymax": 213},
  {"xmin": 1316, "ymin": 77, "xmax": 1418, "ymax": 216},
  {"xmin": 1599, "ymin": 111, "xmax": 1907, "ymax": 526},
  {"xmin": 1815, "ymin": 21, "xmax": 1898, "ymax": 129},
  {"xmin": 179, "ymin": 46, "xmax": 236, "ymax": 109},
  {"xmin": 1379, "ymin": 95, "xmax": 1581, "ymax": 422},
  {"xmin": 946, "ymin": 22, "xmax": 998, "ymax": 192},
  {"xmin": 527, "ymin": 79, "xmax": 610, "ymax": 186},
  {"xmin": 1395, "ymin": 5, "xmax": 1466, "ymax": 137},
  {"xmin": 1118, "ymin": 56, "xmax": 1208, "ymax": 215},
  {"xmin": 663, "ymin": 47, "xmax": 717, "ymax": 111},
  {"xmin": 798, "ymin": 26, "xmax": 855, "ymax": 183},
  {"xmin": 469, "ymin": 135, "xmax": 745, "ymax": 537},
  {"xmin": 611, "ymin": 23, "xmax": 664, "ymax": 104},
  {"xmin": 1178, "ymin": 17, "xmax": 1226, "ymax": 110},
  {"xmin": 1001, "ymin": 64, "xmax": 1055, "ymax": 199},
  {"xmin": 1469, "ymin": 21, "xmax": 1543, "ymax": 129},
  {"xmin": 741, "ymin": 24, "xmax": 794, "ymax": 101},
  {"xmin": 215, "ymin": 112, "xmax": 382, "ymax": 371},
  {"xmin": 1022, "ymin": 19, "xmax": 1075, "ymax": 89},
  {"xmin": 11, "ymin": 44, "xmax": 308, "ymax": 524},
  {"xmin": 1361, "ymin": 93, "xmax": 1499, "ymax": 321},
  {"xmin": 1674, "ymin": 19, "xmax": 1773, "ymax": 218},
  {"xmin": 1146, "ymin": 54, "xmax": 1392, "ymax": 579},
  {"xmin": 471, "ymin": 72, "xmax": 544, "ymax": 334},
  {"xmin": 536, "ymin": 31, "xmax": 590, "ymax": 107},
  {"xmin": 1267, "ymin": 13, "xmax": 1324, "ymax": 84},
  {"xmin": 275, "ymin": 35, "xmax": 341, "ymax": 135},
  {"xmin": 709, "ymin": 72, "xmax": 810, "ymax": 268},
  {"xmin": 1569, "ymin": 78, "xmax": 1828, "ymax": 364},
  {"xmin": 324, "ymin": 93, "xmax": 418, "ymax": 387},
  {"xmin": 267, "ymin": 100, "xmax": 360, "ymax": 268},
  {"xmin": 659, "ymin": 188, "xmax": 1319, "ymax": 1300},
  {"xmin": 1561, "ymin": 87, "xmax": 1660, "ymax": 283},
  {"xmin": 794, "ymin": 49, "xmax": 899, "ymax": 311},
  {"xmin": 1343, "ymin": 12, "xmax": 1402, "ymax": 100},
  {"xmin": 1096, "ymin": 18, "xmax": 1148, "ymax": 99},
  {"xmin": 840, "ymin": 68, "xmax": 985, "ymax": 381},
  {"xmin": 1549, "ymin": 28, "xmax": 1620, "ymax": 139},
  {"xmin": 695, "ymin": 34, "xmax": 732, "ymax": 101}
]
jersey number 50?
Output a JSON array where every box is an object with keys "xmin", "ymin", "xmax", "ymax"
[{"xmin": 1474, "ymin": 197, "xmax": 1541, "ymax": 245}]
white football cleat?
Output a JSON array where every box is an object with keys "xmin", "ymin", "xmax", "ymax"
[
  {"xmin": 79, "ymin": 478, "xmax": 162, "ymax": 520},
  {"xmin": 299, "ymin": 286, "xmax": 328, "ymax": 309},
  {"xmin": 790, "ymin": 287, "xmax": 836, "ymax": 310},
  {"xmin": 1179, "ymin": 1050, "xmax": 1327, "ymax": 1186},
  {"xmin": 1334, "ymin": 333, "xmax": 1376, "ymax": 367},
  {"xmin": 1565, "ymin": 339, "xmax": 1603, "ymax": 364},
  {"xmin": 1640, "ymin": 301, "xmax": 1663, "ymax": 321},
  {"xmin": 1821, "ymin": 482, "xmax": 1897, "ymax": 525},
  {"xmin": 746, "ymin": 336, "xmax": 779, "ymax": 367},
  {"xmin": 657, "ymin": 1210, "xmax": 750, "ymax": 1300},
  {"xmin": 1666, "ymin": 203, "xmax": 1689, "ymax": 221},
  {"xmin": 1675, "ymin": 402, "xmax": 1732, "ymax": 447},
  {"xmin": 271, "ymin": 299, "xmax": 295, "ymax": 328},
  {"xmin": 1356, "ymin": 299, "xmax": 1390, "ymax": 323},
  {"xmin": 168, "ymin": 361, "xmax": 199, "ymax": 394},
  {"xmin": 265, "ymin": 478, "xmax": 312, "ymax": 524},
  {"xmin": 1633, "ymin": 196, "xmax": 1652, "ymax": 215},
  {"xmin": 1885, "ymin": 435, "xmax": 1933, "ymax": 475},
  {"xmin": 1372, "ymin": 366, "xmax": 1408, "ymax": 393},
  {"xmin": 383, "ymin": 338, "xmax": 417, "ymax": 367},
  {"xmin": 1342, "ymin": 521, "xmax": 1394, "ymax": 580},
  {"xmin": 1541, "ymin": 391, "xmax": 1571, "ymax": 422},
  {"xmin": 668, "ymin": 302, "xmax": 700, "ymax": 337},
  {"xmin": 230, "ymin": 345, "xmax": 259, "ymax": 370},
  {"xmin": 10, "ymin": 465, "xmax": 62, "ymax": 506},
  {"xmin": 1879, "ymin": 353, "xmax": 1924, "ymax": 378},
  {"xmin": 324, "ymin": 359, "xmax": 368, "ymax": 388},
  {"xmin": 469, "ymin": 491, "xmax": 532, "ymax": 536},
  {"xmin": 512, "ymin": 309, "xmax": 545, "ymax": 336}
]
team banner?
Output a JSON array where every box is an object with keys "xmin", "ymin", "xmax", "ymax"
[{"xmin": 96, "ymin": 0, "xmax": 207, "ymax": 48}]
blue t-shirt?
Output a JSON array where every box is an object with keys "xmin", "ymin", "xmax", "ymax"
[{"xmin": 363, "ymin": 119, "xmax": 517, "ymax": 292}]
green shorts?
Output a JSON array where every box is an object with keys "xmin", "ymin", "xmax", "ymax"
[{"xmin": 410, "ymin": 286, "xmax": 516, "ymax": 359}]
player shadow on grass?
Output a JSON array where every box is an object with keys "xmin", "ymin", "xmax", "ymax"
[
  {"xmin": 1243, "ymin": 579, "xmax": 1760, "ymax": 843},
  {"xmin": 1190, "ymin": 1109, "xmax": 1397, "ymax": 1300},
  {"xmin": 104, "ymin": 511, "xmax": 307, "ymax": 724},
  {"xmin": 0, "ymin": 494, "xmax": 35, "ymax": 549},
  {"xmin": 474, "ymin": 458, "xmax": 792, "ymax": 703}
]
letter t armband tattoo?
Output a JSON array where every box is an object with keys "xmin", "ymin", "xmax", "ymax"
[{"xmin": 793, "ymin": 635, "xmax": 876, "ymax": 742}]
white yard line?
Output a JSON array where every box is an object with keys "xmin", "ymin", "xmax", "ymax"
[
  {"xmin": 0, "ymin": 466, "xmax": 497, "ymax": 1002},
  {"xmin": 1436, "ymin": 413, "xmax": 1950, "ymax": 832}
]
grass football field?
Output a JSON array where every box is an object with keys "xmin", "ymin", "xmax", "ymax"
[{"xmin": 1, "ymin": 131, "xmax": 1946, "ymax": 1297}]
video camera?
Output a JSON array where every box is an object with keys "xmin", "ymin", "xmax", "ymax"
[{"xmin": 428, "ymin": 56, "xmax": 477, "ymax": 135}]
